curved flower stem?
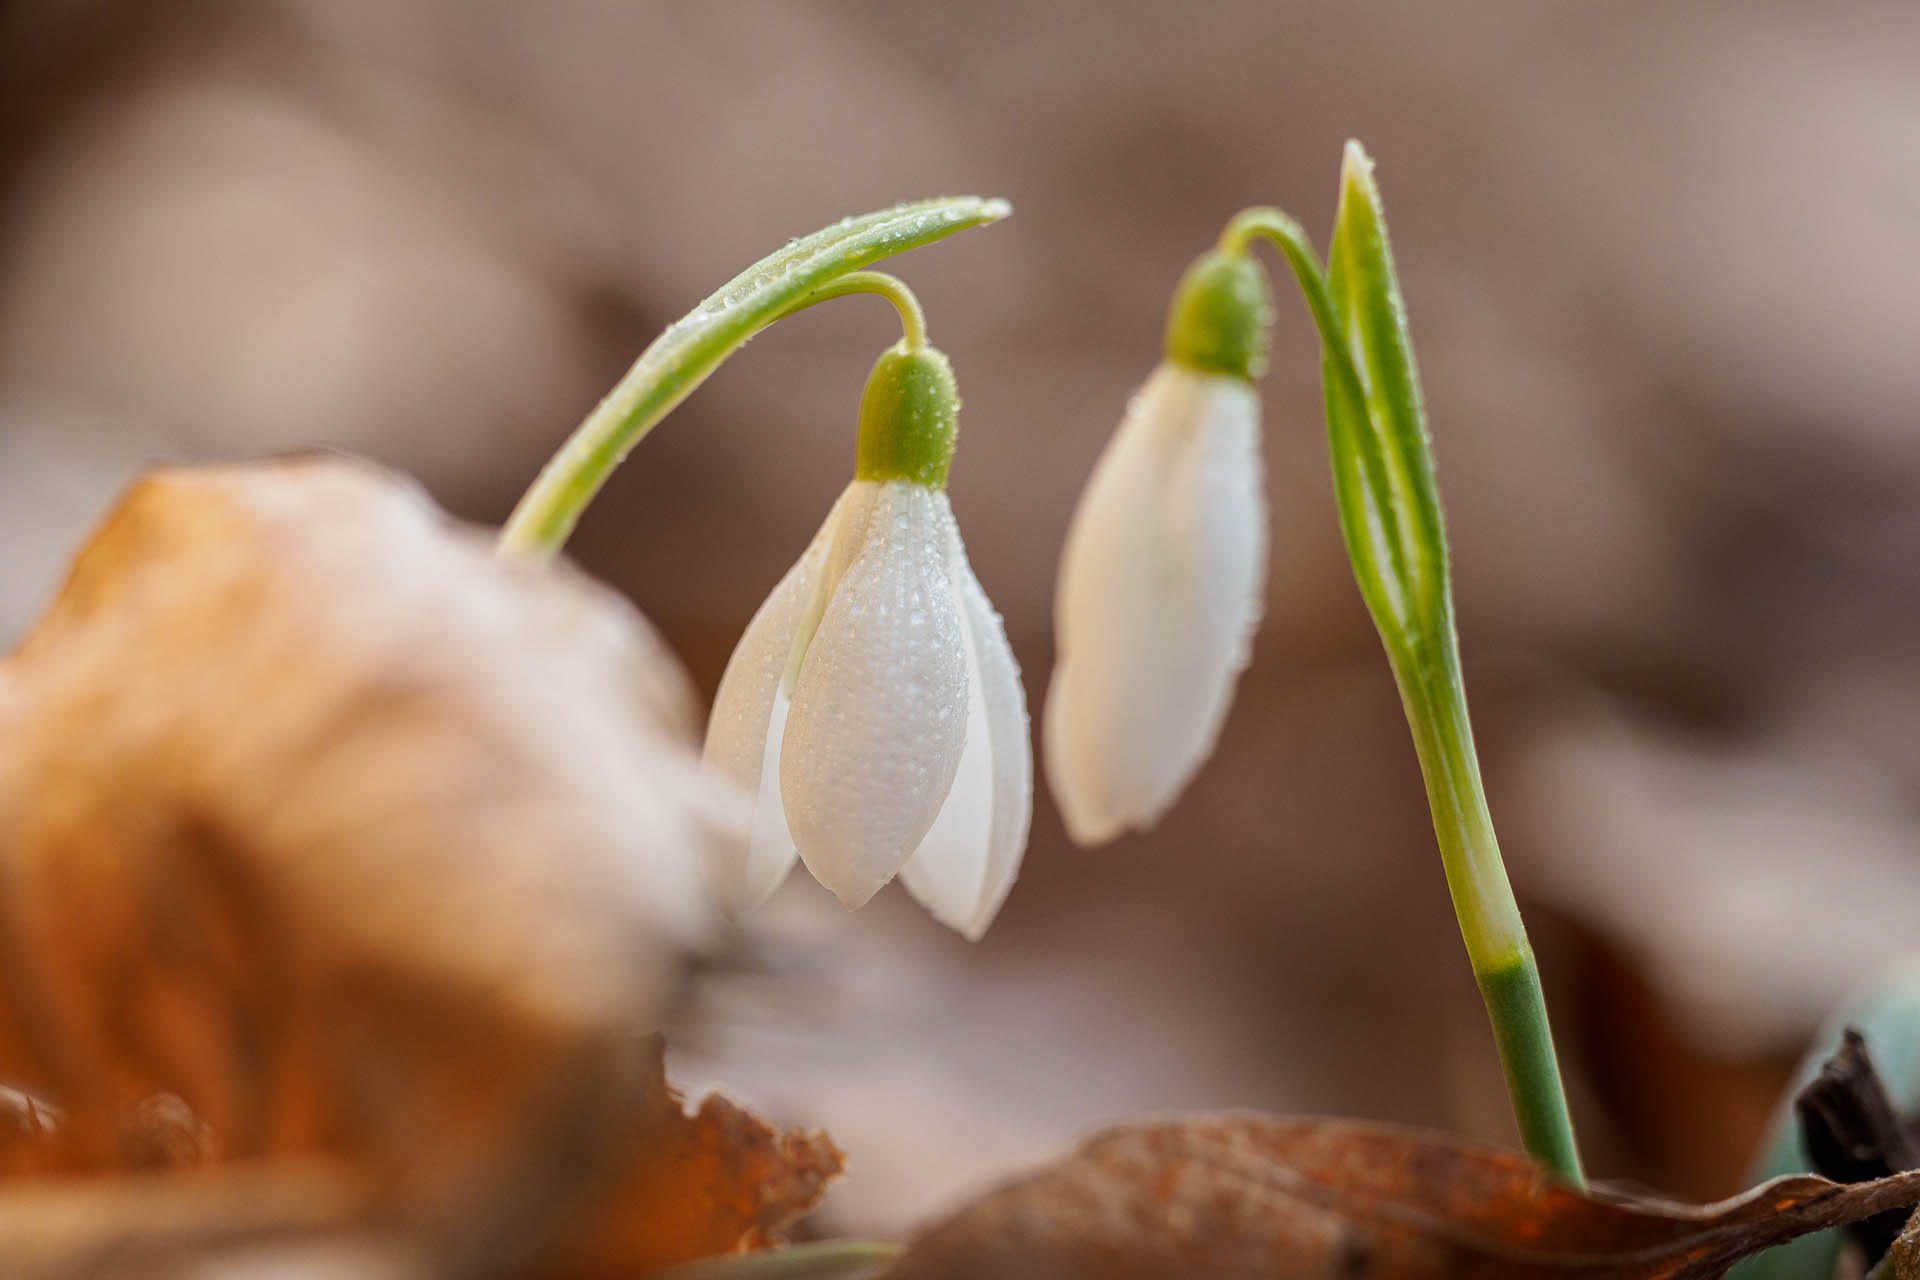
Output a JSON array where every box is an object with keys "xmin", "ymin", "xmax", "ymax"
[
  {"xmin": 1218, "ymin": 210, "xmax": 1419, "ymax": 612},
  {"xmin": 500, "ymin": 274, "xmax": 922, "ymax": 559},
  {"xmin": 777, "ymin": 271, "xmax": 928, "ymax": 351},
  {"xmin": 1225, "ymin": 195, "xmax": 1584, "ymax": 1186},
  {"xmin": 497, "ymin": 196, "xmax": 1007, "ymax": 561}
]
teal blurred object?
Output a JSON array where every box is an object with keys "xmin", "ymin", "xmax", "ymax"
[{"xmin": 1727, "ymin": 959, "xmax": 1920, "ymax": 1280}]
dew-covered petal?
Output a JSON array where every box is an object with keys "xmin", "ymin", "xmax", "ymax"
[
  {"xmin": 900, "ymin": 663, "xmax": 992, "ymax": 933},
  {"xmin": 954, "ymin": 563, "xmax": 1034, "ymax": 937},
  {"xmin": 904, "ymin": 511, "xmax": 1033, "ymax": 938},
  {"xmin": 699, "ymin": 486, "xmax": 853, "ymax": 915},
  {"xmin": 783, "ymin": 481, "xmax": 970, "ymax": 909},
  {"xmin": 1044, "ymin": 362, "xmax": 1266, "ymax": 844}
]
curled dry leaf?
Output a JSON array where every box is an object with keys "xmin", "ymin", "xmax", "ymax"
[
  {"xmin": 0, "ymin": 455, "xmax": 839, "ymax": 1274},
  {"xmin": 1889, "ymin": 1204, "xmax": 1920, "ymax": 1280},
  {"xmin": 881, "ymin": 1115, "xmax": 1920, "ymax": 1280},
  {"xmin": 577, "ymin": 1038, "xmax": 844, "ymax": 1273}
]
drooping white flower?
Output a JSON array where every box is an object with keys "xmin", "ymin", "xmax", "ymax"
[
  {"xmin": 1045, "ymin": 250, "xmax": 1272, "ymax": 845},
  {"xmin": 701, "ymin": 344, "xmax": 1032, "ymax": 939}
]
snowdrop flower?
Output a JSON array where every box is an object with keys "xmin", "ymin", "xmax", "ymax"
[
  {"xmin": 702, "ymin": 341, "xmax": 1031, "ymax": 939},
  {"xmin": 1045, "ymin": 250, "xmax": 1272, "ymax": 844}
]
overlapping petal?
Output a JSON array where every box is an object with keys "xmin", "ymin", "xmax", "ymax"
[
  {"xmin": 1045, "ymin": 362, "xmax": 1267, "ymax": 844},
  {"xmin": 699, "ymin": 486, "xmax": 855, "ymax": 915},
  {"xmin": 782, "ymin": 481, "xmax": 971, "ymax": 910},
  {"xmin": 901, "ymin": 506, "xmax": 1033, "ymax": 939}
]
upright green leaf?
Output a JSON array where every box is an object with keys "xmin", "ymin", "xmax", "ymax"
[
  {"xmin": 1299, "ymin": 142, "xmax": 1582, "ymax": 1182},
  {"xmin": 1324, "ymin": 141, "xmax": 1448, "ymax": 650}
]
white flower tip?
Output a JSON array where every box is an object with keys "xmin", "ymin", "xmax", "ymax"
[
  {"xmin": 826, "ymin": 871, "xmax": 888, "ymax": 913},
  {"xmin": 1058, "ymin": 801, "xmax": 1128, "ymax": 848},
  {"xmin": 1041, "ymin": 658, "xmax": 1160, "ymax": 847},
  {"xmin": 1045, "ymin": 761, "xmax": 1154, "ymax": 848},
  {"xmin": 906, "ymin": 859, "xmax": 997, "ymax": 939},
  {"xmin": 698, "ymin": 850, "xmax": 769, "ymax": 920},
  {"xmin": 958, "ymin": 903, "xmax": 999, "ymax": 944},
  {"xmin": 695, "ymin": 809, "xmax": 793, "ymax": 920},
  {"xmin": 903, "ymin": 879, "xmax": 1001, "ymax": 941},
  {"xmin": 1342, "ymin": 138, "xmax": 1375, "ymax": 186},
  {"xmin": 702, "ymin": 873, "xmax": 754, "ymax": 922}
]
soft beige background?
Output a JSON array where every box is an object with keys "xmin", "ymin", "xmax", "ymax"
[{"xmin": 5, "ymin": 0, "xmax": 1920, "ymax": 1234}]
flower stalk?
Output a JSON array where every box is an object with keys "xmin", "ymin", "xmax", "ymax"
[
  {"xmin": 498, "ymin": 197, "xmax": 1007, "ymax": 561},
  {"xmin": 784, "ymin": 270, "xmax": 929, "ymax": 353},
  {"xmin": 1224, "ymin": 145, "xmax": 1584, "ymax": 1184},
  {"xmin": 496, "ymin": 200, "xmax": 1027, "ymax": 937}
]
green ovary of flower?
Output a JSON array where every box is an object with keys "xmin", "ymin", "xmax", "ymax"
[
  {"xmin": 854, "ymin": 343, "xmax": 961, "ymax": 489},
  {"xmin": 1162, "ymin": 249, "xmax": 1274, "ymax": 381}
]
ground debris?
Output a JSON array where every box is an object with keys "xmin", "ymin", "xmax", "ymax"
[{"xmin": 0, "ymin": 457, "xmax": 834, "ymax": 1276}]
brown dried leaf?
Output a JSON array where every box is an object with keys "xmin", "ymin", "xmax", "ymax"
[
  {"xmin": 0, "ymin": 454, "xmax": 732, "ymax": 1171},
  {"xmin": 0, "ymin": 456, "xmax": 843, "ymax": 1273},
  {"xmin": 1890, "ymin": 1204, "xmax": 1920, "ymax": 1280},
  {"xmin": 0, "ymin": 1036, "xmax": 842, "ymax": 1279},
  {"xmin": 882, "ymin": 1115, "xmax": 1920, "ymax": 1280},
  {"xmin": 562, "ymin": 1039, "xmax": 844, "ymax": 1276},
  {"xmin": 0, "ymin": 1161, "xmax": 387, "ymax": 1280}
]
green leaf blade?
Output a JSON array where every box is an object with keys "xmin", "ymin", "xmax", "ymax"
[
  {"xmin": 1320, "ymin": 350, "xmax": 1410, "ymax": 639},
  {"xmin": 1290, "ymin": 145, "xmax": 1583, "ymax": 1181},
  {"xmin": 1325, "ymin": 142, "xmax": 1449, "ymax": 643}
]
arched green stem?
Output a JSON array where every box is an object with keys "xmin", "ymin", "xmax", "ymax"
[
  {"xmin": 1219, "ymin": 209, "xmax": 1361, "ymax": 400},
  {"xmin": 496, "ymin": 196, "xmax": 1007, "ymax": 561},
  {"xmin": 1224, "ymin": 181, "xmax": 1584, "ymax": 1186},
  {"xmin": 777, "ymin": 271, "xmax": 928, "ymax": 352},
  {"xmin": 501, "ymin": 273, "xmax": 923, "ymax": 560}
]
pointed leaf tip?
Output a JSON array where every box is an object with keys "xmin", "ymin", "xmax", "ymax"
[{"xmin": 1342, "ymin": 138, "xmax": 1375, "ymax": 186}]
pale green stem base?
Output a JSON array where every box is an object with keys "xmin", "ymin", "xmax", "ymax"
[
  {"xmin": 1402, "ymin": 654, "xmax": 1585, "ymax": 1187},
  {"xmin": 1480, "ymin": 951, "xmax": 1584, "ymax": 1183}
]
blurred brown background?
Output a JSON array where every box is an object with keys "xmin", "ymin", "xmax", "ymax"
[{"xmin": 4, "ymin": 0, "xmax": 1919, "ymax": 1238}]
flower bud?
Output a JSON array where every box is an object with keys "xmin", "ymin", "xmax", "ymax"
[
  {"xmin": 855, "ymin": 343, "xmax": 960, "ymax": 488},
  {"xmin": 1163, "ymin": 249, "xmax": 1273, "ymax": 381}
]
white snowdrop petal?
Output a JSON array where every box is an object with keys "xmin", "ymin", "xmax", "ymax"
[
  {"xmin": 783, "ymin": 481, "xmax": 970, "ymax": 909},
  {"xmin": 1045, "ymin": 362, "xmax": 1266, "ymax": 843},
  {"xmin": 955, "ymin": 532, "xmax": 1033, "ymax": 939},
  {"xmin": 900, "ymin": 654, "xmax": 994, "ymax": 932},
  {"xmin": 904, "ymin": 506, "xmax": 1032, "ymax": 939},
  {"xmin": 1047, "ymin": 374, "xmax": 1172, "ymax": 843},
  {"xmin": 698, "ymin": 486, "xmax": 852, "ymax": 915},
  {"xmin": 724, "ymin": 690, "xmax": 799, "ymax": 912}
]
